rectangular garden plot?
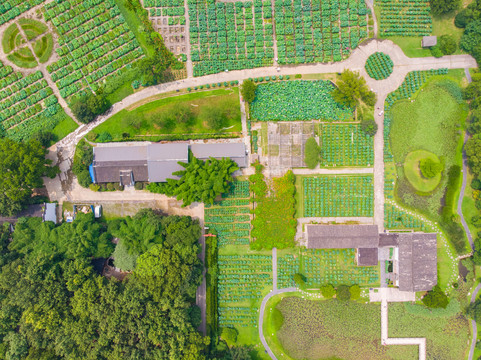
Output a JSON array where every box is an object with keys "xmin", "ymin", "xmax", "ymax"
[
  {"xmin": 217, "ymin": 254, "xmax": 272, "ymax": 328},
  {"xmin": 278, "ymin": 249, "xmax": 379, "ymax": 288},
  {"xmin": 43, "ymin": 0, "xmax": 144, "ymax": 101},
  {"xmin": 274, "ymin": 0, "xmax": 369, "ymax": 64},
  {"xmin": 188, "ymin": 0, "xmax": 274, "ymax": 76},
  {"xmin": 205, "ymin": 181, "xmax": 251, "ymax": 246},
  {"xmin": 302, "ymin": 175, "xmax": 374, "ymax": 217},
  {"xmin": 377, "ymin": 0, "xmax": 432, "ymax": 37},
  {"xmin": 320, "ymin": 123, "xmax": 374, "ymax": 167},
  {"xmin": 250, "ymin": 80, "xmax": 353, "ymax": 121}
]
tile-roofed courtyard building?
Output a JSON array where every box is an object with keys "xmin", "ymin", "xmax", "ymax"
[{"xmin": 305, "ymin": 224, "xmax": 438, "ymax": 292}]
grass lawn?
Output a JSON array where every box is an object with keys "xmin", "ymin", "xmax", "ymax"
[
  {"xmin": 105, "ymin": 82, "xmax": 134, "ymax": 104},
  {"xmin": 50, "ymin": 116, "xmax": 79, "ymax": 143},
  {"xmin": 91, "ymin": 88, "xmax": 242, "ymax": 141},
  {"xmin": 2, "ymin": 23, "xmax": 20, "ymax": 53},
  {"xmin": 403, "ymin": 150, "xmax": 442, "ymax": 193},
  {"xmin": 389, "ymin": 78, "xmax": 468, "ymax": 225},
  {"xmin": 269, "ymin": 296, "xmax": 470, "ymax": 360},
  {"xmin": 7, "ymin": 48, "xmax": 37, "ymax": 68}
]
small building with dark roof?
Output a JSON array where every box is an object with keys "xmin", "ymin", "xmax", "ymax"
[
  {"xmin": 190, "ymin": 143, "xmax": 248, "ymax": 168},
  {"xmin": 422, "ymin": 36, "xmax": 437, "ymax": 48}
]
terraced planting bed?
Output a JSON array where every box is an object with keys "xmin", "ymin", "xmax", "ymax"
[
  {"xmin": 205, "ymin": 181, "xmax": 251, "ymax": 246},
  {"xmin": 278, "ymin": 248, "xmax": 379, "ymax": 288},
  {"xmin": 44, "ymin": 0, "xmax": 144, "ymax": 101},
  {"xmin": 0, "ymin": 61, "xmax": 72, "ymax": 141},
  {"xmin": 302, "ymin": 175, "xmax": 374, "ymax": 217},
  {"xmin": 365, "ymin": 52, "xmax": 393, "ymax": 80},
  {"xmin": 377, "ymin": 0, "xmax": 432, "ymax": 37},
  {"xmin": 251, "ymin": 80, "xmax": 353, "ymax": 121},
  {"xmin": 319, "ymin": 123, "xmax": 373, "ymax": 166},
  {"xmin": 189, "ymin": 0, "xmax": 275, "ymax": 76},
  {"xmin": 274, "ymin": 0, "xmax": 369, "ymax": 64}
]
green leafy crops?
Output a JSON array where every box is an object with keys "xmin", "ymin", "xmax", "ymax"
[{"xmin": 365, "ymin": 52, "xmax": 393, "ymax": 80}]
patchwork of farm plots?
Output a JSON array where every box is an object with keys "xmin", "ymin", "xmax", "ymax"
[
  {"xmin": 0, "ymin": 0, "xmax": 45, "ymax": 27},
  {"xmin": 144, "ymin": 0, "xmax": 185, "ymax": 25},
  {"xmin": 384, "ymin": 203, "xmax": 427, "ymax": 230},
  {"xmin": 189, "ymin": 0, "xmax": 274, "ymax": 76},
  {"xmin": 319, "ymin": 123, "xmax": 373, "ymax": 166},
  {"xmin": 303, "ymin": 175, "xmax": 374, "ymax": 217},
  {"xmin": 377, "ymin": 0, "xmax": 432, "ymax": 36},
  {"xmin": 0, "ymin": 62, "xmax": 66, "ymax": 140},
  {"xmin": 278, "ymin": 249, "xmax": 380, "ymax": 288},
  {"xmin": 205, "ymin": 181, "xmax": 251, "ymax": 246},
  {"xmin": 217, "ymin": 253, "xmax": 272, "ymax": 328},
  {"xmin": 274, "ymin": 0, "xmax": 369, "ymax": 64},
  {"xmin": 250, "ymin": 80, "xmax": 353, "ymax": 121},
  {"xmin": 43, "ymin": 0, "xmax": 144, "ymax": 101}
]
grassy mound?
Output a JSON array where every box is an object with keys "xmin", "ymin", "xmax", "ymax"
[{"xmin": 403, "ymin": 150, "xmax": 442, "ymax": 193}]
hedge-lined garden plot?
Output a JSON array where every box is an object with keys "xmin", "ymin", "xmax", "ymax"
[
  {"xmin": 250, "ymin": 80, "xmax": 353, "ymax": 121},
  {"xmin": 0, "ymin": 0, "xmax": 45, "ymax": 27},
  {"xmin": 274, "ymin": 0, "xmax": 369, "ymax": 64},
  {"xmin": 44, "ymin": 0, "xmax": 144, "ymax": 101},
  {"xmin": 144, "ymin": 0, "xmax": 185, "ymax": 25},
  {"xmin": 365, "ymin": 52, "xmax": 393, "ymax": 80},
  {"xmin": 303, "ymin": 175, "xmax": 374, "ymax": 217},
  {"xmin": 383, "ymin": 69, "xmax": 448, "ymax": 161},
  {"xmin": 0, "ymin": 61, "xmax": 68, "ymax": 140},
  {"xmin": 278, "ymin": 249, "xmax": 379, "ymax": 288},
  {"xmin": 377, "ymin": 0, "xmax": 432, "ymax": 36},
  {"xmin": 384, "ymin": 204, "xmax": 426, "ymax": 230},
  {"xmin": 319, "ymin": 123, "xmax": 373, "ymax": 166},
  {"xmin": 205, "ymin": 181, "xmax": 251, "ymax": 246},
  {"xmin": 188, "ymin": 0, "xmax": 275, "ymax": 76},
  {"xmin": 217, "ymin": 254, "xmax": 272, "ymax": 328}
]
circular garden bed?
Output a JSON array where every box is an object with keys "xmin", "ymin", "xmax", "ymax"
[
  {"xmin": 403, "ymin": 149, "xmax": 442, "ymax": 193},
  {"xmin": 365, "ymin": 52, "xmax": 393, "ymax": 80},
  {"xmin": 2, "ymin": 18, "xmax": 53, "ymax": 69}
]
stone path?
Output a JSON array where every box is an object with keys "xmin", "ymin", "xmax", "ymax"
[{"xmin": 381, "ymin": 298, "xmax": 426, "ymax": 360}]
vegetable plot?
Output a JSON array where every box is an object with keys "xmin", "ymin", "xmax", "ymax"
[
  {"xmin": 0, "ymin": 61, "xmax": 66, "ymax": 141},
  {"xmin": 275, "ymin": 0, "xmax": 369, "ymax": 64},
  {"xmin": 0, "ymin": 0, "xmax": 45, "ymax": 27},
  {"xmin": 320, "ymin": 123, "xmax": 374, "ymax": 166},
  {"xmin": 188, "ymin": 0, "xmax": 275, "ymax": 76},
  {"xmin": 205, "ymin": 181, "xmax": 251, "ymax": 246},
  {"xmin": 365, "ymin": 52, "xmax": 393, "ymax": 80},
  {"xmin": 384, "ymin": 204, "xmax": 426, "ymax": 230},
  {"xmin": 144, "ymin": 0, "xmax": 185, "ymax": 25},
  {"xmin": 250, "ymin": 80, "xmax": 353, "ymax": 121},
  {"xmin": 303, "ymin": 175, "xmax": 374, "ymax": 217},
  {"xmin": 44, "ymin": 0, "xmax": 144, "ymax": 101},
  {"xmin": 377, "ymin": 0, "xmax": 432, "ymax": 37}
]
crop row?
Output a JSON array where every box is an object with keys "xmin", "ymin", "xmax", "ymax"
[
  {"xmin": 250, "ymin": 80, "xmax": 353, "ymax": 121},
  {"xmin": 378, "ymin": 0, "xmax": 432, "ymax": 36},
  {"xmin": 320, "ymin": 123, "xmax": 373, "ymax": 166},
  {"xmin": 303, "ymin": 175, "xmax": 374, "ymax": 217},
  {"xmin": 384, "ymin": 204, "xmax": 426, "ymax": 230},
  {"xmin": 0, "ymin": 0, "xmax": 44, "ymax": 26},
  {"xmin": 365, "ymin": 52, "xmax": 393, "ymax": 80}
]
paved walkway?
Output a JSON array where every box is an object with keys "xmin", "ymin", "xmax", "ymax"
[
  {"xmin": 258, "ymin": 288, "xmax": 297, "ymax": 360},
  {"xmin": 469, "ymin": 283, "xmax": 481, "ymax": 360},
  {"xmin": 381, "ymin": 298, "xmax": 426, "ymax": 360}
]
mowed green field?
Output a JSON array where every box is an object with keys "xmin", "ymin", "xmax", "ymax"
[
  {"xmin": 92, "ymin": 88, "xmax": 242, "ymax": 141},
  {"xmin": 271, "ymin": 297, "xmax": 470, "ymax": 360}
]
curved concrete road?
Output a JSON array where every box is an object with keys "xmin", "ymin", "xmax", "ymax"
[{"xmin": 258, "ymin": 288, "xmax": 298, "ymax": 360}]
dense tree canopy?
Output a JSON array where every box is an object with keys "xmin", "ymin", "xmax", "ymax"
[
  {"xmin": 240, "ymin": 79, "xmax": 257, "ymax": 103},
  {"xmin": 430, "ymin": 0, "xmax": 460, "ymax": 15},
  {"xmin": 0, "ymin": 210, "xmax": 210, "ymax": 359},
  {"xmin": 466, "ymin": 134, "xmax": 481, "ymax": 179},
  {"xmin": 422, "ymin": 285, "xmax": 449, "ymax": 308},
  {"xmin": 148, "ymin": 156, "xmax": 239, "ymax": 206},
  {"xmin": 439, "ymin": 34, "xmax": 457, "ymax": 55},
  {"xmin": 332, "ymin": 70, "xmax": 376, "ymax": 108},
  {"xmin": 0, "ymin": 138, "xmax": 57, "ymax": 216},
  {"xmin": 71, "ymin": 91, "xmax": 110, "ymax": 124}
]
